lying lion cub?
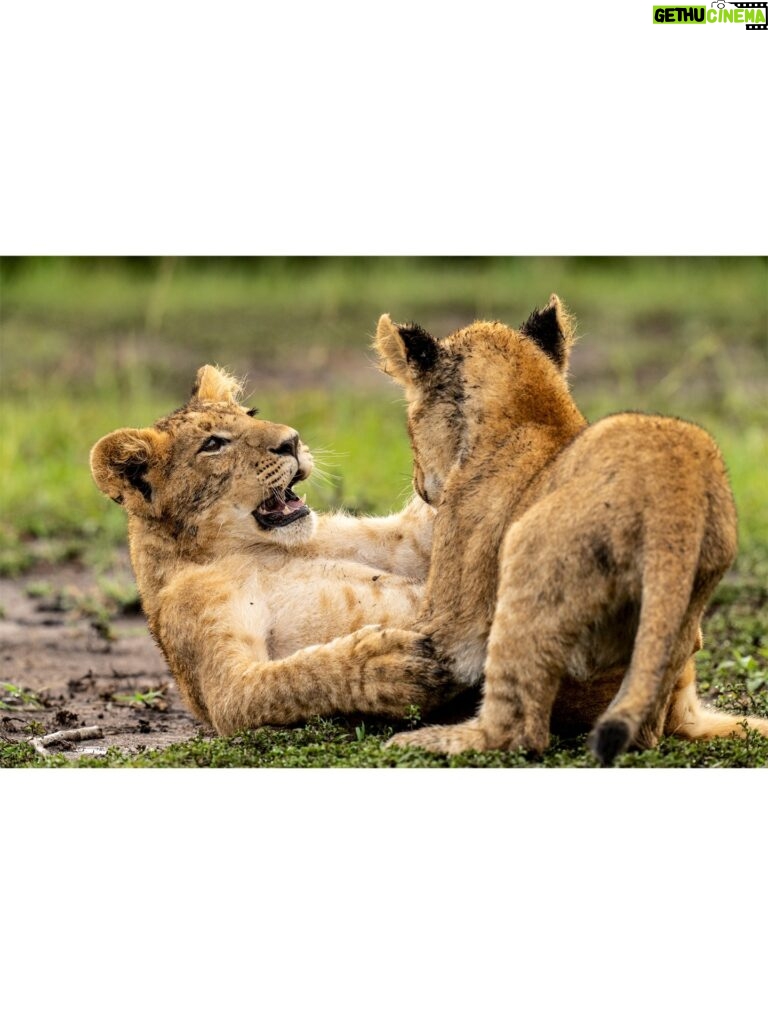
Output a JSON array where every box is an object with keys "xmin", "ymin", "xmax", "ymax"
[
  {"xmin": 375, "ymin": 297, "xmax": 768, "ymax": 764},
  {"xmin": 90, "ymin": 365, "xmax": 452, "ymax": 735}
]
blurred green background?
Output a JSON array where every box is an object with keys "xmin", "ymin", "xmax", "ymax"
[{"xmin": 1, "ymin": 256, "xmax": 766, "ymax": 575}]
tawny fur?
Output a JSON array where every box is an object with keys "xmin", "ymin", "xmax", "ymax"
[
  {"xmin": 375, "ymin": 299, "xmax": 768, "ymax": 764},
  {"xmin": 90, "ymin": 365, "xmax": 452, "ymax": 735}
]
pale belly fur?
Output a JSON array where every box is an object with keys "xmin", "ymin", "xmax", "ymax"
[{"xmin": 264, "ymin": 559, "xmax": 424, "ymax": 660}]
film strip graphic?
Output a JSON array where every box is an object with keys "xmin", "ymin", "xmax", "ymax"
[{"xmin": 725, "ymin": 2, "xmax": 768, "ymax": 29}]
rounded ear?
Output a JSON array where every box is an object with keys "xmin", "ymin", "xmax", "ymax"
[
  {"xmin": 90, "ymin": 428, "xmax": 159, "ymax": 507},
  {"xmin": 519, "ymin": 294, "xmax": 577, "ymax": 374},
  {"xmin": 374, "ymin": 314, "xmax": 438, "ymax": 386},
  {"xmin": 191, "ymin": 365, "xmax": 244, "ymax": 404}
]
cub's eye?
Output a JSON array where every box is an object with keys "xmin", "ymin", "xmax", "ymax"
[{"xmin": 198, "ymin": 435, "xmax": 231, "ymax": 454}]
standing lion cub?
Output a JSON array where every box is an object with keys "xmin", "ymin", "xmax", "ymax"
[
  {"xmin": 90, "ymin": 365, "xmax": 453, "ymax": 735},
  {"xmin": 375, "ymin": 297, "xmax": 768, "ymax": 764}
]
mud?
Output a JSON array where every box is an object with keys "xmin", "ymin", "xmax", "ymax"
[{"xmin": 0, "ymin": 559, "xmax": 205, "ymax": 760}]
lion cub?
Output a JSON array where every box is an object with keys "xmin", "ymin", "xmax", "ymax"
[
  {"xmin": 90, "ymin": 365, "xmax": 452, "ymax": 735},
  {"xmin": 375, "ymin": 297, "xmax": 768, "ymax": 764}
]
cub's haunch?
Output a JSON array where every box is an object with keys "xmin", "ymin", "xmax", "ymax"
[
  {"xmin": 375, "ymin": 298, "xmax": 768, "ymax": 764},
  {"xmin": 90, "ymin": 365, "xmax": 452, "ymax": 734}
]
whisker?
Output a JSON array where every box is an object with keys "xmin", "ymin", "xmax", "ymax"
[
  {"xmin": 309, "ymin": 456, "xmax": 343, "ymax": 472},
  {"xmin": 396, "ymin": 480, "xmax": 415, "ymax": 504},
  {"xmin": 307, "ymin": 446, "xmax": 347, "ymax": 458},
  {"xmin": 308, "ymin": 466, "xmax": 340, "ymax": 485},
  {"xmin": 309, "ymin": 452, "xmax": 349, "ymax": 465}
]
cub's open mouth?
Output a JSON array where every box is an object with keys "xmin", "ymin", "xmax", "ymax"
[{"xmin": 253, "ymin": 482, "xmax": 310, "ymax": 530}]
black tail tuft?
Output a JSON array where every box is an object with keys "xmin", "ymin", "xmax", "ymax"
[{"xmin": 590, "ymin": 718, "xmax": 631, "ymax": 767}]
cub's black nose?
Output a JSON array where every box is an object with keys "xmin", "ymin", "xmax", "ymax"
[{"xmin": 270, "ymin": 434, "xmax": 299, "ymax": 459}]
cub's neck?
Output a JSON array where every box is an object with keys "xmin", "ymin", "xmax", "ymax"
[
  {"xmin": 126, "ymin": 517, "xmax": 200, "ymax": 619},
  {"xmin": 458, "ymin": 377, "xmax": 587, "ymax": 520},
  {"xmin": 420, "ymin": 387, "xmax": 586, "ymax": 672}
]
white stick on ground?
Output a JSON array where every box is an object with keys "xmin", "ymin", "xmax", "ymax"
[{"xmin": 29, "ymin": 725, "xmax": 104, "ymax": 756}]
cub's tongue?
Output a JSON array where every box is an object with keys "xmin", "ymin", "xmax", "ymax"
[
  {"xmin": 284, "ymin": 488, "xmax": 305, "ymax": 512},
  {"xmin": 257, "ymin": 488, "xmax": 305, "ymax": 515}
]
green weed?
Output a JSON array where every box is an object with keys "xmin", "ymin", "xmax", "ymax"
[
  {"xmin": 0, "ymin": 682, "xmax": 43, "ymax": 711},
  {"xmin": 19, "ymin": 578, "xmax": 142, "ymax": 643},
  {"xmin": 0, "ymin": 740, "xmax": 45, "ymax": 767},
  {"xmin": 403, "ymin": 704, "xmax": 423, "ymax": 727},
  {"xmin": 111, "ymin": 689, "xmax": 166, "ymax": 709}
]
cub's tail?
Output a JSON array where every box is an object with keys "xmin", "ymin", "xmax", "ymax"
[{"xmin": 589, "ymin": 528, "xmax": 703, "ymax": 765}]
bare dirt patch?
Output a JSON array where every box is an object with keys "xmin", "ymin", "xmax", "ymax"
[{"xmin": 0, "ymin": 560, "xmax": 205, "ymax": 761}]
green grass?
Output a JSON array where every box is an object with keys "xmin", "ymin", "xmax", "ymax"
[
  {"xmin": 2, "ymin": 256, "xmax": 767, "ymax": 568},
  {"xmin": 5, "ymin": 719, "xmax": 768, "ymax": 769},
  {"xmin": 3, "ymin": 256, "xmax": 766, "ymax": 332}
]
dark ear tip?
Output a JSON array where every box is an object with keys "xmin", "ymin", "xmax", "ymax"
[
  {"xmin": 519, "ymin": 302, "xmax": 559, "ymax": 336},
  {"xmin": 519, "ymin": 299, "xmax": 569, "ymax": 369},
  {"xmin": 397, "ymin": 322, "xmax": 438, "ymax": 372},
  {"xmin": 396, "ymin": 320, "xmax": 431, "ymax": 339}
]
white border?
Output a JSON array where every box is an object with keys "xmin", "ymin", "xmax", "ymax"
[{"xmin": 1, "ymin": 2, "xmax": 765, "ymax": 254}]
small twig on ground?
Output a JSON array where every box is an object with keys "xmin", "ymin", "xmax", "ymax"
[{"xmin": 29, "ymin": 725, "xmax": 104, "ymax": 757}]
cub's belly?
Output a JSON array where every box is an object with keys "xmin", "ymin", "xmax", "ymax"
[{"xmin": 267, "ymin": 564, "xmax": 423, "ymax": 659}]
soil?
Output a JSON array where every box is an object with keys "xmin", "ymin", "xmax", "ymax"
[
  {"xmin": 0, "ymin": 559, "xmax": 206, "ymax": 760},
  {"xmin": 0, "ymin": 558, "xmax": 483, "ymax": 763}
]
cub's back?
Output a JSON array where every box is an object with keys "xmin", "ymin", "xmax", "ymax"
[
  {"xmin": 525, "ymin": 411, "xmax": 738, "ymax": 579},
  {"xmin": 545, "ymin": 411, "xmax": 731, "ymax": 498}
]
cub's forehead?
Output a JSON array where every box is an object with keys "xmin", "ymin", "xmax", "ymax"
[{"xmin": 154, "ymin": 401, "xmax": 250, "ymax": 435}]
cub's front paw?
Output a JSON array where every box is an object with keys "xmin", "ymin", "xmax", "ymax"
[
  {"xmin": 355, "ymin": 627, "xmax": 455, "ymax": 715},
  {"xmin": 386, "ymin": 719, "xmax": 491, "ymax": 754}
]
